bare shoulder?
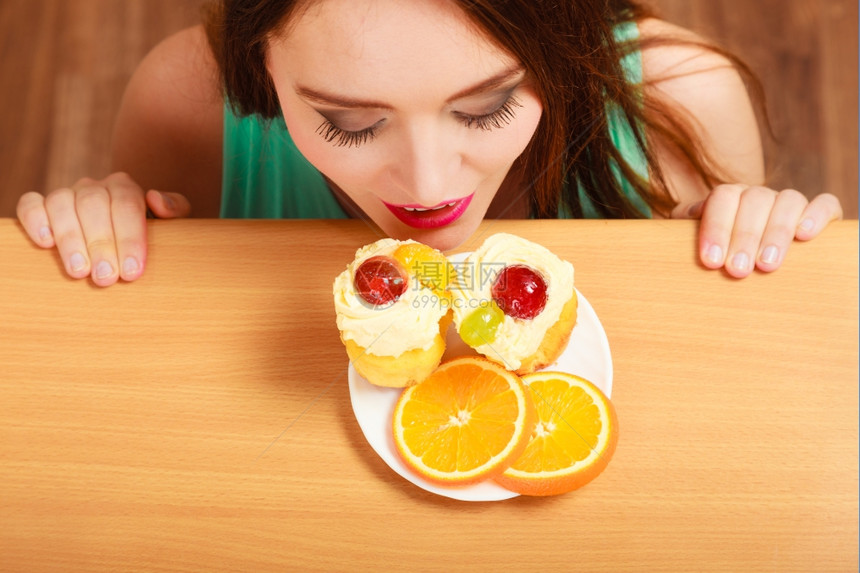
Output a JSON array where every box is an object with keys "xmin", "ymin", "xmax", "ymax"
[
  {"xmin": 635, "ymin": 17, "xmax": 765, "ymax": 192},
  {"xmin": 637, "ymin": 18, "xmax": 746, "ymax": 91},
  {"xmin": 111, "ymin": 25, "xmax": 224, "ymax": 216}
]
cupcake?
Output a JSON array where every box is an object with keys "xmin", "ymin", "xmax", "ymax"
[
  {"xmin": 451, "ymin": 233, "xmax": 577, "ymax": 374},
  {"xmin": 333, "ymin": 238, "xmax": 454, "ymax": 387}
]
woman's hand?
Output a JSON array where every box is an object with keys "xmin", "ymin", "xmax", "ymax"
[
  {"xmin": 16, "ymin": 172, "xmax": 191, "ymax": 287},
  {"xmin": 674, "ymin": 185, "xmax": 843, "ymax": 278}
]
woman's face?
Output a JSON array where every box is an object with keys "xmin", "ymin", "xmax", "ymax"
[{"xmin": 266, "ymin": 0, "xmax": 543, "ymax": 251}]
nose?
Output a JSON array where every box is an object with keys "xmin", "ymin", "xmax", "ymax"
[{"xmin": 387, "ymin": 119, "xmax": 461, "ymax": 206}]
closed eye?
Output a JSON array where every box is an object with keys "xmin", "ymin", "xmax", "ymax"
[
  {"xmin": 316, "ymin": 120, "xmax": 383, "ymax": 148},
  {"xmin": 455, "ymin": 96, "xmax": 523, "ymax": 131}
]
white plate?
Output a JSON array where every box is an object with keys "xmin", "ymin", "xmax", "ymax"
[{"xmin": 347, "ymin": 257, "xmax": 613, "ymax": 502}]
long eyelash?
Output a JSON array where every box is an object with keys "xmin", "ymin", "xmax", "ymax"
[
  {"xmin": 459, "ymin": 96, "xmax": 523, "ymax": 131},
  {"xmin": 316, "ymin": 121, "xmax": 378, "ymax": 148}
]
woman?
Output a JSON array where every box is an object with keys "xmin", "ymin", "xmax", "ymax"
[{"xmin": 15, "ymin": 0, "xmax": 843, "ymax": 286}]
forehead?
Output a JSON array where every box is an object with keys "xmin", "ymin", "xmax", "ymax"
[{"xmin": 268, "ymin": 0, "xmax": 519, "ymax": 100}]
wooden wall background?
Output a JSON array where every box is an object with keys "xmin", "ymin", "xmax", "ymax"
[{"xmin": 0, "ymin": 0, "xmax": 856, "ymax": 218}]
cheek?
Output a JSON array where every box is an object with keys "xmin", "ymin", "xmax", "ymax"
[
  {"xmin": 280, "ymin": 107, "xmax": 335, "ymax": 170},
  {"xmin": 509, "ymin": 94, "xmax": 543, "ymax": 157},
  {"xmin": 281, "ymin": 107, "xmax": 379, "ymax": 187},
  {"xmin": 467, "ymin": 96, "xmax": 543, "ymax": 171},
  {"xmin": 279, "ymin": 91, "xmax": 543, "ymax": 192}
]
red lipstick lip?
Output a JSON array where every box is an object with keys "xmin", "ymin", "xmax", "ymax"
[{"xmin": 383, "ymin": 194, "xmax": 474, "ymax": 229}]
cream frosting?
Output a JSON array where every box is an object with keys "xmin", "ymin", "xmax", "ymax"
[
  {"xmin": 451, "ymin": 233, "xmax": 575, "ymax": 370},
  {"xmin": 333, "ymin": 238, "xmax": 449, "ymax": 358}
]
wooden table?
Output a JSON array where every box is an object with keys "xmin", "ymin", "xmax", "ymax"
[{"xmin": 1, "ymin": 218, "xmax": 857, "ymax": 572}]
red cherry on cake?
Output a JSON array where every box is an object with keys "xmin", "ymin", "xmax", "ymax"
[
  {"xmin": 491, "ymin": 264, "xmax": 548, "ymax": 320},
  {"xmin": 354, "ymin": 256, "xmax": 408, "ymax": 307}
]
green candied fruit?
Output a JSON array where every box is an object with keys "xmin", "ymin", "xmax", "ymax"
[{"xmin": 459, "ymin": 302, "xmax": 504, "ymax": 347}]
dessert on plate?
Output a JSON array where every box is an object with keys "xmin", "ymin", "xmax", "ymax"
[
  {"xmin": 450, "ymin": 233, "xmax": 577, "ymax": 374},
  {"xmin": 333, "ymin": 238, "xmax": 453, "ymax": 387}
]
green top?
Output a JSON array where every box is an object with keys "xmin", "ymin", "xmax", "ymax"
[{"xmin": 220, "ymin": 21, "xmax": 649, "ymax": 219}]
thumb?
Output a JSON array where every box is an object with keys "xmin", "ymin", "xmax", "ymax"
[
  {"xmin": 671, "ymin": 199, "xmax": 704, "ymax": 220},
  {"xmin": 145, "ymin": 190, "xmax": 192, "ymax": 219}
]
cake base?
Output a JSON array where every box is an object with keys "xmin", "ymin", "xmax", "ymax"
[
  {"xmin": 343, "ymin": 313, "xmax": 452, "ymax": 388},
  {"xmin": 514, "ymin": 289, "xmax": 578, "ymax": 375}
]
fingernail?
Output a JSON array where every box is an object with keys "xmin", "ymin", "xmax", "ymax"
[
  {"xmin": 706, "ymin": 244, "xmax": 723, "ymax": 264},
  {"xmin": 70, "ymin": 252, "xmax": 87, "ymax": 272},
  {"xmin": 761, "ymin": 245, "xmax": 779, "ymax": 265},
  {"xmin": 687, "ymin": 201, "xmax": 704, "ymax": 218},
  {"xmin": 161, "ymin": 192, "xmax": 175, "ymax": 210},
  {"xmin": 800, "ymin": 218, "xmax": 815, "ymax": 232},
  {"xmin": 732, "ymin": 252, "xmax": 750, "ymax": 272},
  {"xmin": 95, "ymin": 260, "xmax": 114, "ymax": 280},
  {"xmin": 39, "ymin": 226, "xmax": 52, "ymax": 242},
  {"xmin": 122, "ymin": 257, "xmax": 140, "ymax": 276}
]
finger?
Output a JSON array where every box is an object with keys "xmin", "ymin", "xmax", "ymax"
[
  {"xmin": 145, "ymin": 189, "xmax": 192, "ymax": 219},
  {"xmin": 16, "ymin": 191, "xmax": 55, "ymax": 248},
  {"xmin": 795, "ymin": 192, "xmax": 843, "ymax": 241},
  {"xmin": 105, "ymin": 173, "xmax": 148, "ymax": 282},
  {"xmin": 724, "ymin": 186, "xmax": 776, "ymax": 278},
  {"xmin": 698, "ymin": 184, "xmax": 743, "ymax": 270},
  {"xmin": 44, "ymin": 188, "xmax": 91, "ymax": 279},
  {"xmin": 755, "ymin": 189, "xmax": 807, "ymax": 273},
  {"xmin": 75, "ymin": 183, "xmax": 120, "ymax": 287}
]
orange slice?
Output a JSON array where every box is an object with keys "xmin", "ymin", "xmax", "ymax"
[
  {"xmin": 495, "ymin": 371, "xmax": 618, "ymax": 496},
  {"xmin": 392, "ymin": 243, "xmax": 456, "ymax": 292},
  {"xmin": 392, "ymin": 357, "xmax": 536, "ymax": 486}
]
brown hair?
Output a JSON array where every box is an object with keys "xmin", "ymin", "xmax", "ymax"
[{"xmin": 203, "ymin": 0, "xmax": 764, "ymax": 219}]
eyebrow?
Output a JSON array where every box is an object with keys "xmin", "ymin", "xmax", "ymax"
[{"xmin": 294, "ymin": 65, "xmax": 525, "ymax": 110}]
